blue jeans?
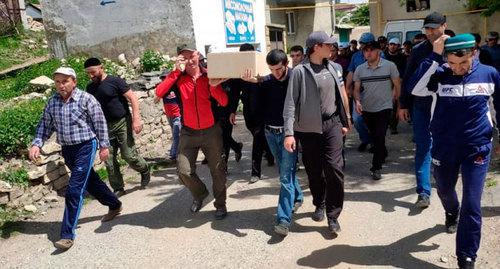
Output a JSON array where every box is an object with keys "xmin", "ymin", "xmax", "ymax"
[
  {"xmin": 412, "ymin": 102, "xmax": 432, "ymax": 197},
  {"xmin": 168, "ymin": 116, "xmax": 181, "ymax": 159},
  {"xmin": 265, "ymin": 128, "xmax": 304, "ymax": 226},
  {"xmin": 353, "ymin": 102, "xmax": 371, "ymax": 145}
]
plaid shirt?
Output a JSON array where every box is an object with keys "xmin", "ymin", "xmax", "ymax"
[{"xmin": 32, "ymin": 88, "xmax": 110, "ymax": 148}]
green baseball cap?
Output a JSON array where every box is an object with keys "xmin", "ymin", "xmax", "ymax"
[{"xmin": 444, "ymin": 33, "xmax": 475, "ymax": 53}]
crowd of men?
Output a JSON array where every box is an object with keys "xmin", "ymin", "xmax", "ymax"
[{"xmin": 28, "ymin": 10, "xmax": 499, "ymax": 269}]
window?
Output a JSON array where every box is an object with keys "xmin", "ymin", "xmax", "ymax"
[
  {"xmin": 406, "ymin": 31, "xmax": 422, "ymax": 43},
  {"xmin": 286, "ymin": 11, "xmax": 296, "ymax": 35},
  {"xmin": 406, "ymin": 0, "xmax": 430, "ymax": 12}
]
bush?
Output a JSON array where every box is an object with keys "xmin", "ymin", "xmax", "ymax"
[
  {"xmin": 0, "ymin": 167, "xmax": 29, "ymax": 187},
  {"xmin": 12, "ymin": 58, "xmax": 61, "ymax": 95},
  {"xmin": 0, "ymin": 98, "xmax": 47, "ymax": 158},
  {"xmin": 351, "ymin": 4, "xmax": 370, "ymax": 26},
  {"xmin": 140, "ymin": 50, "xmax": 164, "ymax": 72}
]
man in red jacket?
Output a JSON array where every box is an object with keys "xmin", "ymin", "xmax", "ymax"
[{"xmin": 156, "ymin": 46, "xmax": 229, "ymax": 219}]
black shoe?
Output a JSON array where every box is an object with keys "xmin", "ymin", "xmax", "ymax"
[
  {"xmin": 140, "ymin": 169, "xmax": 151, "ymax": 189},
  {"xmin": 114, "ymin": 188, "xmax": 126, "ymax": 197},
  {"xmin": 201, "ymin": 158, "xmax": 208, "ymax": 165},
  {"xmin": 390, "ymin": 129, "xmax": 399, "ymax": 135},
  {"xmin": 368, "ymin": 145, "xmax": 375, "ymax": 154},
  {"xmin": 415, "ymin": 194, "xmax": 430, "ymax": 209},
  {"xmin": 327, "ymin": 217, "xmax": 341, "ymax": 235},
  {"xmin": 214, "ymin": 206, "xmax": 227, "ymax": 220},
  {"xmin": 190, "ymin": 191, "xmax": 209, "ymax": 213},
  {"xmin": 371, "ymin": 170, "xmax": 382, "ymax": 180},
  {"xmin": 357, "ymin": 142, "xmax": 368, "ymax": 152},
  {"xmin": 311, "ymin": 207, "xmax": 325, "ymax": 222},
  {"xmin": 235, "ymin": 142, "xmax": 243, "ymax": 162},
  {"xmin": 458, "ymin": 257, "xmax": 475, "ymax": 269},
  {"xmin": 445, "ymin": 212, "xmax": 459, "ymax": 234}
]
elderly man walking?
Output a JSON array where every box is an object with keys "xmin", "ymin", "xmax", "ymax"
[{"xmin": 29, "ymin": 67, "xmax": 122, "ymax": 250}]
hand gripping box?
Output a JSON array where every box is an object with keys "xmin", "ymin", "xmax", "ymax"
[{"xmin": 207, "ymin": 51, "xmax": 269, "ymax": 78}]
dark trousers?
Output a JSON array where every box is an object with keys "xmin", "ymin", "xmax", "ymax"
[
  {"xmin": 296, "ymin": 116, "xmax": 345, "ymax": 219},
  {"xmin": 220, "ymin": 118, "xmax": 240, "ymax": 163},
  {"xmin": 389, "ymin": 100, "xmax": 399, "ymax": 132},
  {"xmin": 177, "ymin": 124, "xmax": 227, "ymax": 208},
  {"xmin": 362, "ymin": 109, "xmax": 391, "ymax": 171},
  {"xmin": 245, "ymin": 122, "xmax": 274, "ymax": 178},
  {"xmin": 433, "ymin": 143, "xmax": 491, "ymax": 261},
  {"xmin": 60, "ymin": 139, "xmax": 121, "ymax": 239}
]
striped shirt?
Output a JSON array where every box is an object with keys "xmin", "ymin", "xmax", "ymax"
[
  {"xmin": 32, "ymin": 88, "xmax": 110, "ymax": 148},
  {"xmin": 353, "ymin": 58, "xmax": 399, "ymax": 112}
]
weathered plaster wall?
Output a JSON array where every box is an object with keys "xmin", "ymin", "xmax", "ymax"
[{"xmin": 41, "ymin": 0, "xmax": 196, "ymax": 59}]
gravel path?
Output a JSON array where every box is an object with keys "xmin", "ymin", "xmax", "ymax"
[{"xmin": 1, "ymin": 117, "xmax": 499, "ymax": 269}]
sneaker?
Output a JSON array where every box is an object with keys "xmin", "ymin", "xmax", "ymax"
[
  {"xmin": 458, "ymin": 257, "xmax": 475, "ymax": 269},
  {"xmin": 390, "ymin": 129, "xmax": 399, "ymax": 135},
  {"xmin": 311, "ymin": 206, "xmax": 325, "ymax": 222},
  {"xmin": 235, "ymin": 142, "xmax": 243, "ymax": 162},
  {"xmin": 371, "ymin": 170, "xmax": 382, "ymax": 180},
  {"xmin": 114, "ymin": 188, "xmax": 126, "ymax": 197},
  {"xmin": 140, "ymin": 169, "xmax": 151, "ymax": 189},
  {"xmin": 249, "ymin": 176, "xmax": 260, "ymax": 184},
  {"xmin": 445, "ymin": 212, "xmax": 459, "ymax": 234},
  {"xmin": 201, "ymin": 158, "xmax": 208, "ymax": 165},
  {"xmin": 214, "ymin": 206, "xmax": 227, "ymax": 220},
  {"xmin": 415, "ymin": 194, "xmax": 430, "ymax": 209},
  {"xmin": 292, "ymin": 201, "xmax": 303, "ymax": 213},
  {"xmin": 54, "ymin": 238, "xmax": 74, "ymax": 250},
  {"xmin": 357, "ymin": 142, "xmax": 368, "ymax": 152},
  {"xmin": 327, "ymin": 217, "xmax": 341, "ymax": 235},
  {"xmin": 274, "ymin": 222, "xmax": 290, "ymax": 236},
  {"xmin": 101, "ymin": 205, "xmax": 123, "ymax": 222},
  {"xmin": 190, "ymin": 191, "xmax": 209, "ymax": 213}
]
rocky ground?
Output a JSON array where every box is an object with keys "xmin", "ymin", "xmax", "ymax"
[{"xmin": 0, "ymin": 117, "xmax": 499, "ymax": 269}]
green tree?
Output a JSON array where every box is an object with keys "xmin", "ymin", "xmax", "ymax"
[
  {"xmin": 467, "ymin": 0, "xmax": 500, "ymax": 16},
  {"xmin": 351, "ymin": 4, "xmax": 370, "ymax": 26}
]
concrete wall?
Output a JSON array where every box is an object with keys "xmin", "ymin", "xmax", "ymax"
[
  {"xmin": 268, "ymin": 0, "xmax": 334, "ymax": 50},
  {"xmin": 191, "ymin": 0, "xmax": 267, "ymax": 54},
  {"xmin": 369, "ymin": 0, "xmax": 499, "ymax": 38},
  {"xmin": 41, "ymin": 0, "xmax": 196, "ymax": 59}
]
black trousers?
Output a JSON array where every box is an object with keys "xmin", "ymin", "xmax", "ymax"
[
  {"xmin": 296, "ymin": 116, "xmax": 344, "ymax": 219},
  {"xmin": 389, "ymin": 100, "xmax": 399, "ymax": 132},
  {"xmin": 220, "ymin": 118, "xmax": 240, "ymax": 162},
  {"xmin": 362, "ymin": 109, "xmax": 392, "ymax": 171},
  {"xmin": 243, "ymin": 112, "xmax": 273, "ymax": 177}
]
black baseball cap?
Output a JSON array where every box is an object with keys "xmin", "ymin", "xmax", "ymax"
[
  {"xmin": 423, "ymin": 12, "xmax": 446, "ymax": 29},
  {"xmin": 306, "ymin": 31, "xmax": 337, "ymax": 48}
]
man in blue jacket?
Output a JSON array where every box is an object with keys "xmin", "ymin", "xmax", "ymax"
[
  {"xmin": 399, "ymin": 12, "xmax": 448, "ymax": 209},
  {"xmin": 408, "ymin": 33, "xmax": 500, "ymax": 269}
]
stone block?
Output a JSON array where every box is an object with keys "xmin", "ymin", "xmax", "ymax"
[
  {"xmin": 0, "ymin": 193, "xmax": 9, "ymax": 205},
  {"xmin": 29, "ymin": 76, "xmax": 54, "ymax": 89},
  {"xmin": 41, "ymin": 142, "xmax": 62, "ymax": 155},
  {"xmin": 9, "ymin": 186, "xmax": 24, "ymax": 200},
  {"xmin": 0, "ymin": 180, "xmax": 12, "ymax": 192},
  {"xmin": 52, "ymin": 175, "xmax": 69, "ymax": 190}
]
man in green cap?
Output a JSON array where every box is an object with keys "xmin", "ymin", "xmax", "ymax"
[{"xmin": 408, "ymin": 33, "xmax": 500, "ymax": 269}]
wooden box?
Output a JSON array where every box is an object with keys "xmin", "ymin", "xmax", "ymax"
[{"xmin": 207, "ymin": 51, "xmax": 269, "ymax": 78}]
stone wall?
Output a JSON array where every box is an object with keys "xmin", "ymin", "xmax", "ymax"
[
  {"xmin": 0, "ymin": 73, "xmax": 171, "ymax": 209},
  {"xmin": 40, "ymin": 0, "xmax": 196, "ymax": 59}
]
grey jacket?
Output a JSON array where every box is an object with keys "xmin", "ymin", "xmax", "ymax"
[{"xmin": 283, "ymin": 59, "xmax": 350, "ymax": 136}]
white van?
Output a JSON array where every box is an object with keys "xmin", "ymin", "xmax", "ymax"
[{"xmin": 384, "ymin": 20, "xmax": 424, "ymax": 44}]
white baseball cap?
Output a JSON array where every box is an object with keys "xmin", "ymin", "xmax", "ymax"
[
  {"xmin": 53, "ymin": 67, "xmax": 77, "ymax": 78},
  {"xmin": 389, "ymin": 38, "xmax": 400, "ymax": 45}
]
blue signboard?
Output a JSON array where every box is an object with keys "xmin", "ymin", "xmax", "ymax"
[{"xmin": 223, "ymin": 0, "xmax": 256, "ymax": 45}]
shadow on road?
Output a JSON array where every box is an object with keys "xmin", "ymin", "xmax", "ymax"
[{"xmin": 296, "ymin": 224, "xmax": 446, "ymax": 269}]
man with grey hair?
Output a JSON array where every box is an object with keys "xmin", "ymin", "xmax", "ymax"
[{"xmin": 29, "ymin": 67, "xmax": 122, "ymax": 250}]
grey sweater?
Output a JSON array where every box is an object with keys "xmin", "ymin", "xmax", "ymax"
[{"xmin": 283, "ymin": 59, "xmax": 349, "ymax": 136}]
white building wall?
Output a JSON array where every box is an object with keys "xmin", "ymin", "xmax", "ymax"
[{"xmin": 190, "ymin": 0, "xmax": 267, "ymax": 55}]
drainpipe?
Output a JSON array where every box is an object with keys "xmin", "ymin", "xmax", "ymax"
[{"xmin": 330, "ymin": 0, "xmax": 335, "ymax": 36}]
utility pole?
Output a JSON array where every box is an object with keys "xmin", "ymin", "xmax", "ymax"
[{"xmin": 329, "ymin": 0, "xmax": 335, "ymax": 36}]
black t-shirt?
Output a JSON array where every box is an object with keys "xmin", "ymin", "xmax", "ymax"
[
  {"xmin": 87, "ymin": 75, "xmax": 130, "ymax": 122},
  {"xmin": 260, "ymin": 71, "xmax": 291, "ymax": 127}
]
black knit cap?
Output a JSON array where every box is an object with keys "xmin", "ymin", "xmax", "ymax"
[{"xmin": 84, "ymin": 57, "xmax": 102, "ymax": 68}]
